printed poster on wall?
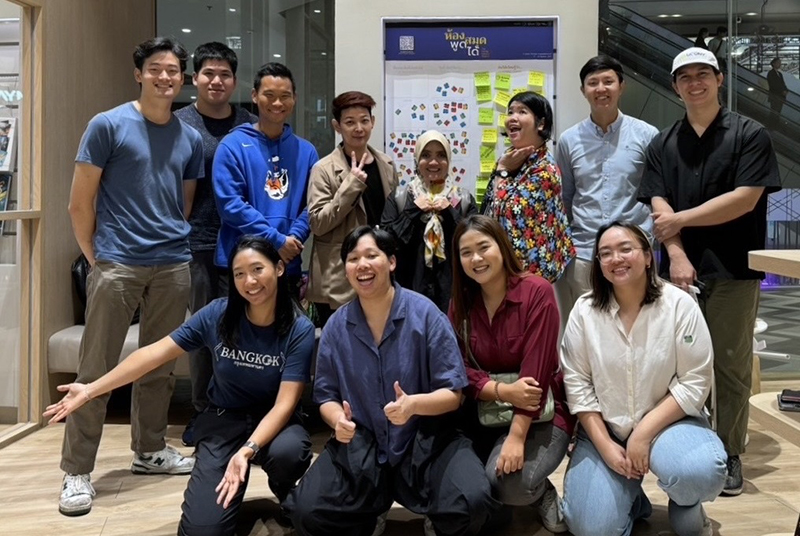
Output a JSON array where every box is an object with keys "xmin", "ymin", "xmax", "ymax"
[{"xmin": 384, "ymin": 19, "xmax": 557, "ymax": 201}]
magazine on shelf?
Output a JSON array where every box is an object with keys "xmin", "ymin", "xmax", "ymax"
[{"xmin": 0, "ymin": 117, "xmax": 16, "ymax": 172}]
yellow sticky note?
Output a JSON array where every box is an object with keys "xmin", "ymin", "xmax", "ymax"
[
  {"xmin": 474, "ymin": 72, "xmax": 491, "ymax": 87},
  {"xmin": 497, "ymin": 113, "xmax": 508, "ymax": 128},
  {"xmin": 534, "ymin": 87, "xmax": 546, "ymax": 97},
  {"xmin": 478, "ymin": 108, "xmax": 494, "ymax": 125},
  {"xmin": 494, "ymin": 91, "xmax": 511, "ymax": 109},
  {"xmin": 476, "ymin": 86, "xmax": 492, "ymax": 103},
  {"xmin": 482, "ymin": 128, "xmax": 498, "ymax": 145},
  {"xmin": 479, "ymin": 145, "xmax": 495, "ymax": 161},
  {"xmin": 494, "ymin": 73, "xmax": 511, "ymax": 90},
  {"xmin": 504, "ymin": 136, "xmax": 512, "ymax": 146},
  {"xmin": 480, "ymin": 159, "xmax": 495, "ymax": 175},
  {"xmin": 512, "ymin": 87, "xmax": 527, "ymax": 96},
  {"xmin": 476, "ymin": 178, "xmax": 490, "ymax": 189},
  {"xmin": 528, "ymin": 71, "xmax": 545, "ymax": 87}
]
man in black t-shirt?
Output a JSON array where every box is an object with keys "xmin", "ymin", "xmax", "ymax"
[
  {"xmin": 638, "ymin": 47, "xmax": 781, "ymax": 498},
  {"xmin": 175, "ymin": 42, "xmax": 257, "ymax": 446}
]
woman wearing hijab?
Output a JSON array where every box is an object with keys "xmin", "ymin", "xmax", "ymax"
[{"xmin": 381, "ymin": 130, "xmax": 478, "ymax": 311}]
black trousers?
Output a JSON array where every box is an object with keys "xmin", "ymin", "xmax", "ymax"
[
  {"xmin": 284, "ymin": 419, "xmax": 499, "ymax": 536},
  {"xmin": 177, "ymin": 409, "xmax": 311, "ymax": 536}
]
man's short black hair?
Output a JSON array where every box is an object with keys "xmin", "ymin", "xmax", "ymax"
[
  {"xmin": 193, "ymin": 42, "xmax": 238, "ymax": 75},
  {"xmin": 133, "ymin": 36, "xmax": 188, "ymax": 72},
  {"xmin": 579, "ymin": 55, "xmax": 625, "ymax": 86},
  {"xmin": 253, "ymin": 62, "xmax": 296, "ymax": 93}
]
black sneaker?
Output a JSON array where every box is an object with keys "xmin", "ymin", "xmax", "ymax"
[
  {"xmin": 721, "ymin": 455, "xmax": 743, "ymax": 496},
  {"xmin": 182, "ymin": 411, "xmax": 199, "ymax": 447}
]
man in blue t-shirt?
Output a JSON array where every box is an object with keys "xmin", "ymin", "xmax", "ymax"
[
  {"xmin": 60, "ymin": 37, "xmax": 204, "ymax": 517},
  {"xmin": 174, "ymin": 42, "xmax": 256, "ymax": 447},
  {"xmin": 213, "ymin": 62, "xmax": 318, "ymax": 296}
]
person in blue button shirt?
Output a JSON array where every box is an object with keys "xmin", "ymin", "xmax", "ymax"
[
  {"xmin": 45, "ymin": 235, "xmax": 315, "ymax": 536},
  {"xmin": 285, "ymin": 226, "xmax": 497, "ymax": 536}
]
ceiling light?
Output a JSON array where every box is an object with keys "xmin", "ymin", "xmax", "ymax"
[
  {"xmin": 658, "ymin": 14, "xmax": 669, "ymax": 18},
  {"xmin": 671, "ymin": 14, "xmax": 682, "ymax": 18},
  {"xmin": 229, "ymin": 8, "xmax": 236, "ymax": 12},
  {"xmin": 314, "ymin": 9, "xmax": 321, "ymax": 13},
  {"xmin": 745, "ymin": 12, "xmax": 758, "ymax": 16},
  {"xmin": 182, "ymin": 28, "xmax": 191, "ymax": 33},
  {"xmin": 191, "ymin": 96, "xmax": 197, "ymax": 99},
  {"xmin": 321, "ymin": 52, "xmax": 327, "ymax": 56},
  {"xmin": 747, "ymin": 87, "xmax": 755, "ymax": 91},
  {"xmin": 273, "ymin": 53, "xmax": 282, "ymax": 58}
]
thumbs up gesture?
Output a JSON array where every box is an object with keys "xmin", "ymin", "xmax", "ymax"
[
  {"xmin": 335, "ymin": 400, "xmax": 357, "ymax": 443},
  {"xmin": 384, "ymin": 381, "xmax": 416, "ymax": 426}
]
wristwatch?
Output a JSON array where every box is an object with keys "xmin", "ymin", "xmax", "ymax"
[
  {"xmin": 493, "ymin": 169, "xmax": 510, "ymax": 179},
  {"xmin": 243, "ymin": 440, "xmax": 260, "ymax": 455}
]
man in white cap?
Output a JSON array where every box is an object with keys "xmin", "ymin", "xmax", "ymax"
[{"xmin": 638, "ymin": 47, "xmax": 781, "ymax": 497}]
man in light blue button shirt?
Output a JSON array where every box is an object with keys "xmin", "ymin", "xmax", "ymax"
[{"xmin": 555, "ymin": 55, "xmax": 658, "ymax": 323}]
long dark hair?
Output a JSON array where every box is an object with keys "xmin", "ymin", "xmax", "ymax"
[
  {"xmin": 590, "ymin": 221, "xmax": 662, "ymax": 311},
  {"xmin": 219, "ymin": 235, "xmax": 295, "ymax": 346},
  {"xmin": 450, "ymin": 215, "xmax": 525, "ymax": 330}
]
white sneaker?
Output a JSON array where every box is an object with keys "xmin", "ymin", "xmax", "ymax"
[
  {"xmin": 131, "ymin": 445, "xmax": 194, "ymax": 475},
  {"xmin": 59, "ymin": 473, "xmax": 95, "ymax": 516},
  {"xmin": 371, "ymin": 511, "xmax": 388, "ymax": 536},
  {"xmin": 535, "ymin": 479, "xmax": 568, "ymax": 533},
  {"xmin": 423, "ymin": 516, "xmax": 436, "ymax": 536}
]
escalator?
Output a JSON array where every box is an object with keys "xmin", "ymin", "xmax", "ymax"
[{"xmin": 600, "ymin": 4, "xmax": 800, "ymax": 188}]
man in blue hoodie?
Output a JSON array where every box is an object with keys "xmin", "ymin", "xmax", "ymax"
[{"xmin": 213, "ymin": 62, "xmax": 318, "ymax": 294}]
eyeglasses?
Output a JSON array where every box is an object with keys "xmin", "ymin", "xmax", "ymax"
[{"xmin": 597, "ymin": 246, "xmax": 643, "ymax": 265}]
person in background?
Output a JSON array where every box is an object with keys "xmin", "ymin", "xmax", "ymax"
[
  {"xmin": 46, "ymin": 236, "xmax": 315, "ymax": 536},
  {"xmin": 767, "ymin": 57, "xmax": 789, "ymax": 129},
  {"xmin": 694, "ymin": 27, "xmax": 709, "ymax": 50},
  {"xmin": 382, "ymin": 130, "xmax": 477, "ymax": 312},
  {"xmin": 307, "ymin": 91, "xmax": 397, "ymax": 326},
  {"xmin": 560, "ymin": 222, "xmax": 726, "ymax": 536},
  {"xmin": 556, "ymin": 55, "xmax": 658, "ymax": 324},
  {"xmin": 213, "ymin": 62, "xmax": 317, "ymax": 299},
  {"xmin": 450, "ymin": 214, "xmax": 574, "ymax": 534},
  {"xmin": 708, "ymin": 27, "xmax": 728, "ymax": 71},
  {"xmin": 482, "ymin": 91, "xmax": 575, "ymax": 313},
  {"xmin": 60, "ymin": 36, "xmax": 203, "ymax": 516},
  {"xmin": 638, "ymin": 47, "xmax": 782, "ymax": 497},
  {"xmin": 175, "ymin": 41, "xmax": 257, "ymax": 447},
  {"xmin": 285, "ymin": 226, "xmax": 497, "ymax": 536}
]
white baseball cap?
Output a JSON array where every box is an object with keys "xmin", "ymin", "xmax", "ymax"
[{"xmin": 671, "ymin": 47, "xmax": 720, "ymax": 75}]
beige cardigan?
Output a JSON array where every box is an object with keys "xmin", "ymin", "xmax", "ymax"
[{"xmin": 306, "ymin": 145, "xmax": 397, "ymax": 308}]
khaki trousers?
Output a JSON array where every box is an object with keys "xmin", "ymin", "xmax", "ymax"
[{"xmin": 60, "ymin": 260, "xmax": 191, "ymax": 474}]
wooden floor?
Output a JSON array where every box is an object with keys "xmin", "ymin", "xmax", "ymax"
[{"xmin": 1, "ymin": 395, "xmax": 799, "ymax": 535}]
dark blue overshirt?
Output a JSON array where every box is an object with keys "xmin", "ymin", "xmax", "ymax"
[{"xmin": 314, "ymin": 284, "xmax": 467, "ymax": 466}]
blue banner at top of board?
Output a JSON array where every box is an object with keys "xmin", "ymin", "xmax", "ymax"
[{"xmin": 385, "ymin": 21, "xmax": 554, "ymax": 61}]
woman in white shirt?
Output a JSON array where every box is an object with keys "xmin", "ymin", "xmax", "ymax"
[{"xmin": 560, "ymin": 222, "xmax": 726, "ymax": 536}]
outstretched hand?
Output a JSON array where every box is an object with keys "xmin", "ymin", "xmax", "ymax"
[
  {"xmin": 42, "ymin": 383, "xmax": 91, "ymax": 424},
  {"xmin": 216, "ymin": 449, "xmax": 250, "ymax": 509},
  {"xmin": 384, "ymin": 381, "xmax": 416, "ymax": 426}
]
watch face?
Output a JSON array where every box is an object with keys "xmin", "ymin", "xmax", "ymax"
[{"xmin": 499, "ymin": 170, "xmax": 510, "ymax": 179}]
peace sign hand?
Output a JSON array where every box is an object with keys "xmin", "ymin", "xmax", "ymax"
[{"xmin": 351, "ymin": 151, "xmax": 369, "ymax": 183}]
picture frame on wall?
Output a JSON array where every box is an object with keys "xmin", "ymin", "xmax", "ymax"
[
  {"xmin": 0, "ymin": 118, "xmax": 16, "ymax": 173},
  {"xmin": 0, "ymin": 173, "xmax": 11, "ymax": 235}
]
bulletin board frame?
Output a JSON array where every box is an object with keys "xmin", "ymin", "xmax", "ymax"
[{"xmin": 382, "ymin": 17, "xmax": 559, "ymax": 199}]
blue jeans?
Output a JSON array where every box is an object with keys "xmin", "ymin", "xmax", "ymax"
[{"xmin": 562, "ymin": 417, "xmax": 726, "ymax": 536}]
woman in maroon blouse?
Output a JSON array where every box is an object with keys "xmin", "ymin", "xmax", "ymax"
[{"xmin": 449, "ymin": 214, "xmax": 575, "ymax": 534}]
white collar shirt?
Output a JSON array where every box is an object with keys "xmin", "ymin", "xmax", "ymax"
[{"xmin": 560, "ymin": 283, "xmax": 713, "ymax": 441}]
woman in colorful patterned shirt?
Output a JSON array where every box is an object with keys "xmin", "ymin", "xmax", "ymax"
[{"xmin": 482, "ymin": 91, "xmax": 575, "ymax": 283}]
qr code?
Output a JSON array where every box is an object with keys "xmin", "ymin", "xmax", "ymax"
[{"xmin": 399, "ymin": 36, "xmax": 414, "ymax": 51}]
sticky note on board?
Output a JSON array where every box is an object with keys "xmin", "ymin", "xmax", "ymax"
[
  {"xmin": 497, "ymin": 113, "xmax": 508, "ymax": 128},
  {"xmin": 528, "ymin": 71, "xmax": 546, "ymax": 87},
  {"xmin": 512, "ymin": 87, "xmax": 527, "ymax": 96},
  {"xmin": 494, "ymin": 73, "xmax": 512, "ymax": 90},
  {"xmin": 494, "ymin": 91, "xmax": 511, "ymax": 109},
  {"xmin": 476, "ymin": 86, "xmax": 492, "ymax": 103},
  {"xmin": 478, "ymin": 108, "xmax": 494, "ymax": 125},
  {"xmin": 479, "ymin": 145, "xmax": 495, "ymax": 160},
  {"xmin": 534, "ymin": 87, "xmax": 546, "ymax": 97},
  {"xmin": 482, "ymin": 128, "xmax": 498, "ymax": 145},
  {"xmin": 474, "ymin": 72, "xmax": 491, "ymax": 87},
  {"xmin": 476, "ymin": 178, "xmax": 490, "ymax": 189},
  {"xmin": 480, "ymin": 160, "xmax": 495, "ymax": 175}
]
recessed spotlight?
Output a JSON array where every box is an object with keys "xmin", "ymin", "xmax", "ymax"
[
  {"xmin": 745, "ymin": 12, "xmax": 758, "ymax": 16},
  {"xmin": 182, "ymin": 28, "xmax": 191, "ymax": 33},
  {"xmin": 314, "ymin": 9, "xmax": 321, "ymax": 13},
  {"xmin": 658, "ymin": 14, "xmax": 669, "ymax": 18},
  {"xmin": 671, "ymin": 14, "xmax": 682, "ymax": 18},
  {"xmin": 229, "ymin": 7, "xmax": 236, "ymax": 12},
  {"xmin": 273, "ymin": 53, "xmax": 282, "ymax": 58},
  {"xmin": 321, "ymin": 52, "xmax": 327, "ymax": 56},
  {"xmin": 191, "ymin": 96, "xmax": 197, "ymax": 99},
  {"xmin": 747, "ymin": 87, "xmax": 755, "ymax": 91}
]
